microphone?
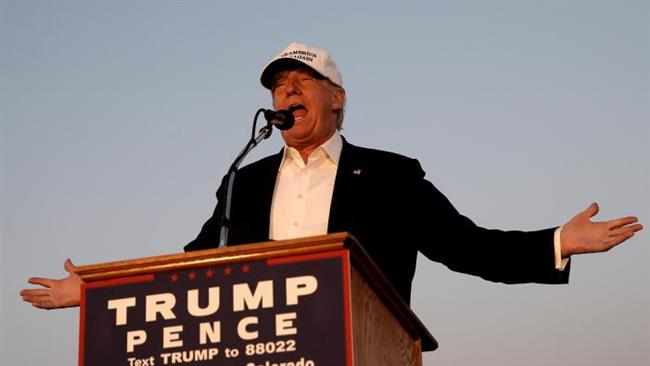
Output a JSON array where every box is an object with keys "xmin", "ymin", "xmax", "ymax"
[
  {"xmin": 218, "ymin": 107, "xmax": 290, "ymax": 247},
  {"xmin": 263, "ymin": 109, "xmax": 295, "ymax": 130}
]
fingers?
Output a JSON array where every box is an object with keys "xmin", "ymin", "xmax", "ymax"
[
  {"xmin": 20, "ymin": 289, "xmax": 53, "ymax": 309},
  {"xmin": 27, "ymin": 277, "xmax": 54, "ymax": 288},
  {"xmin": 609, "ymin": 223, "xmax": 644, "ymax": 237},
  {"xmin": 21, "ymin": 278, "xmax": 54, "ymax": 307},
  {"xmin": 600, "ymin": 224, "xmax": 642, "ymax": 251},
  {"xmin": 582, "ymin": 202, "xmax": 599, "ymax": 219},
  {"xmin": 22, "ymin": 294, "xmax": 51, "ymax": 305},
  {"xmin": 604, "ymin": 232, "xmax": 636, "ymax": 249},
  {"xmin": 20, "ymin": 288, "xmax": 51, "ymax": 297},
  {"xmin": 64, "ymin": 258, "xmax": 77, "ymax": 273},
  {"xmin": 606, "ymin": 216, "xmax": 640, "ymax": 230},
  {"xmin": 31, "ymin": 300, "xmax": 55, "ymax": 310}
]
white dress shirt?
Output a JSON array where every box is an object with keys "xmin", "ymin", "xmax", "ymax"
[{"xmin": 269, "ymin": 131, "xmax": 342, "ymax": 241}]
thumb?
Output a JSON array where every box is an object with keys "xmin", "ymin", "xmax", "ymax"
[
  {"xmin": 581, "ymin": 202, "xmax": 599, "ymax": 219},
  {"xmin": 64, "ymin": 259, "xmax": 77, "ymax": 274}
]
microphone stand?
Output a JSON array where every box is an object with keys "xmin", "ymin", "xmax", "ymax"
[{"xmin": 218, "ymin": 108, "xmax": 274, "ymax": 247}]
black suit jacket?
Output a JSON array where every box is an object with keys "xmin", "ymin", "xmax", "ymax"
[{"xmin": 185, "ymin": 139, "xmax": 569, "ymax": 303}]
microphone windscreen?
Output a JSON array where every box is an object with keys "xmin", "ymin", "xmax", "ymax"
[{"xmin": 264, "ymin": 109, "xmax": 294, "ymax": 130}]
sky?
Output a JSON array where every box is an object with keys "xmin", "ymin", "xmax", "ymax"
[{"xmin": 1, "ymin": 1, "xmax": 648, "ymax": 365}]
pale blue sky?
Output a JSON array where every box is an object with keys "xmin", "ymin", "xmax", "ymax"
[{"xmin": 1, "ymin": 1, "xmax": 648, "ymax": 365}]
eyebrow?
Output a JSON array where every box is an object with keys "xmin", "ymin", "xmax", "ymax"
[{"xmin": 271, "ymin": 68, "xmax": 328, "ymax": 90}]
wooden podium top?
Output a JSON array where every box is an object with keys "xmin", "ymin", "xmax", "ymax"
[{"xmin": 76, "ymin": 232, "xmax": 438, "ymax": 351}]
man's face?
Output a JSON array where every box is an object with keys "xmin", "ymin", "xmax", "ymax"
[{"xmin": 271, "ymin": 67, "xmax": 344, "ymax": 153}]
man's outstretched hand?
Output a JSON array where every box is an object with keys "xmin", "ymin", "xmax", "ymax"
[
  {"xmin": 20, "ymin": 259, "xmax": 84, "ymax": 309},
  {"xmin": 561, "ymin": 202, "xmax": 643, "ymax": 258}
]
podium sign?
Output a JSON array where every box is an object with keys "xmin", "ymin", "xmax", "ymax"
[
  {"xmin": 77, "ymin": 233, "xmax": 437, "ymax": 366},
  {"xmin": 81, "ymin": 251, "xmax": 353, "ymax": 366}
]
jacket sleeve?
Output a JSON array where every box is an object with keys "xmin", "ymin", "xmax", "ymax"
[{"xmin": 404, "ymin": 159, "xmax": 569, "ymax": 284}]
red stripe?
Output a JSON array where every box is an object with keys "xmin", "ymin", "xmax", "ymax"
[
  {"xmin": 83, "ymin": 274, "xmax": 155, "ymax": 289},
  {"xmin": 266, "ymin": 249, "xmax": 347, "ymax": 265},
  {"xmin": 79, "ymin": 283, "xmax": 87, "ymax": 366},
  {"xmin": 341, "ymin": 251, "xmax": 354, "ymax": 366}
]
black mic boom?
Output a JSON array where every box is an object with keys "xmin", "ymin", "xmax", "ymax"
[{"xmin": 263, "ymin": 109, "xmax": 295, "ymax": 130}]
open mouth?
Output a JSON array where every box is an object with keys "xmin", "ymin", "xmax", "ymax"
[{"xmin": 288, "ymin": 104, "xmax": 307, "ymax": 120}]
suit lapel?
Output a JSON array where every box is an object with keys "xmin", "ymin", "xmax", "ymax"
[{"xmin": 328, "ymin": 139, "xmax": 364, "ymax": 233}]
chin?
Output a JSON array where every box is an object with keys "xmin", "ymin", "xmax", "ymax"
[{"xmin": 286, "ymin": 125, "xmax": 312, "ymax": 138}]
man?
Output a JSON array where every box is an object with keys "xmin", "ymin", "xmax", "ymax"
[{"xmin": 21, "ymin": 42, "xmax": 643, "ymax": 308}]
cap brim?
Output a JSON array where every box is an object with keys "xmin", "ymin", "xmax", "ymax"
[{"xmin": 260, "ymin": 58, "xmax": 325, "ymax": 90}]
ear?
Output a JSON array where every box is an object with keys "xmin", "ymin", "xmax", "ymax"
[{"xmin": 330, "ymin": 87, "xmax": 346, "ymax": 111}]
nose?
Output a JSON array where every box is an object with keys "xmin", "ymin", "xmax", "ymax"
[{"xmin": 283, "ymin": 77, "xmax": 300, "ymax": 96}]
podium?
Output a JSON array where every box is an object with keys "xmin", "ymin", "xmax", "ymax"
[{"xmin": 76, "ymin": 232, "xmax": 437, "ymax": 366}]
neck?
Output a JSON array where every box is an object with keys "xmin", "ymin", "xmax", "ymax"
[
  {"xmin": 297, "ymin": 149, "xmax": 313, "ymax": 164},
  {"xmin": 288, "ymin": 131, "xmax": 338, "ymax": 164}
]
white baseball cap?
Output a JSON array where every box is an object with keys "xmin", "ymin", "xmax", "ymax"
[{"xmin": 260, "ymin": 42, "xmax": 343, "ymax": 89}]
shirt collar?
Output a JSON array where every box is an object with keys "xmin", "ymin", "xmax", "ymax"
[{"xmin": 279, "ymin": 131, "xmax": 343, "ymax": 170}]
